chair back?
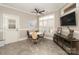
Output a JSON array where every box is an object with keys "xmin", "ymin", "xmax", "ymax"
[
  {"xmin": 27, "ymin": 31, "xmax": 30, "ymax": 38},
  {"xmin": 32, "ymin": 32, "xmax": 37, "ymax": 39}
]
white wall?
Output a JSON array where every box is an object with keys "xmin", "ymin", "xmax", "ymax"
[
  {"xmin": 0, "ymin": 5, "xmax": 37, "ymax": 44},
  {"xmin": 0, "ymin": 12, "xmax": 3, "ymax": 40}
]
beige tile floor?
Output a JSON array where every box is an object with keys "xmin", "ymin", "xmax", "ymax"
[{"xmin": 0, "ymin": 39, "xmax": 67, "ymax": 55}]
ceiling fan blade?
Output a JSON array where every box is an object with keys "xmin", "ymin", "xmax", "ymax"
[
  {"xmin": 40, "ymin": 10, "xmax": 45, "ymax": 12},
  {"xmin": 39, "ymin": 12, "xmax": 45, "ymax": 15},
  {"xmin": 35, "ymin": 8, "xmax": 39, "ymax": 13},
  {"xmin": 39, "ymin": 10, "xmax": 45, "ymax": 14}
]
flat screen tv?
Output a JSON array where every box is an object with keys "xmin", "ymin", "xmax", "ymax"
[{"xmin": 60, "ymin": 12, "xmax": 76, "ymax": 26}]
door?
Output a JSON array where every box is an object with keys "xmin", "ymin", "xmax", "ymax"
[{"xmin": 3, "ymin": 14, "xmax": 20, "ymax": 44}]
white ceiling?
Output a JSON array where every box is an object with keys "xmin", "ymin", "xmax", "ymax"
[{"xmin": 1, "ymin": 3, "xmax": 66, "ymax": 15}]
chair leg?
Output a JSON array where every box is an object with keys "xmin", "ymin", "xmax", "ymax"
[{"xmin": 34, "ymin": 42, "xmax": 37, "ymax": 44}]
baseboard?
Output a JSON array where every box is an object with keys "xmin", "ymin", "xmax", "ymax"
[
  {"xmin": 5, "ymin": 37, "xmax": 27, "ymax": 45},
  {"xmin": 45, "ymin": 36, "xmax": 53, "ymax": 40},
  {"xmin": 19, "ymin": 37, "xmax": 27, "ymax": 41}
]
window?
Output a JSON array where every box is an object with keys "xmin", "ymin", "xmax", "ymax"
[
  {"xmin": 39, "ymin": 14, "xmax": 55, "ymax": 34},
  {"xmin": 8, "ymin": 19, "xmax": 16, "ymax": 29}
]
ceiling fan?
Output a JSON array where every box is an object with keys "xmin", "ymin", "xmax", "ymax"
[{"xmin": 32, "ymin": 8, "xmax": 45, "ymax": 15}]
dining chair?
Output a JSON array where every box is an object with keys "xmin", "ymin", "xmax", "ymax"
[
  {"xmin": 31, "ymin": 31, "xmax": 38, "ymax": 44},
  {"xmin": 27, "ymin": 30, "xmax": 32, "ymax": 40}
]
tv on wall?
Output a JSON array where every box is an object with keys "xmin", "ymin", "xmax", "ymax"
[{"xmin": 60, "ymin": 12, "xmax": 76, "ymax": 26}]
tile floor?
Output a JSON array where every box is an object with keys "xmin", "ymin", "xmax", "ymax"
[{"xmin": 0, "ymin": 39, "xmax": 67, "ymax": 55}]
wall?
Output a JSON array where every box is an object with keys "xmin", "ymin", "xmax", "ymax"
[
  {"xmin": 0, "ymin": 12, "xmax": 3, "ymax": 40},
  {"xmin": 54, "ymin": 10, "xmax": 61, "ymax": 31},
  {"xmin": 54, "ymin": 3, "xmax": 79, "ymax": 39},
  {"xmin": 0, "ymin": 5, "xmax": 37, "ymax": 44}
]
